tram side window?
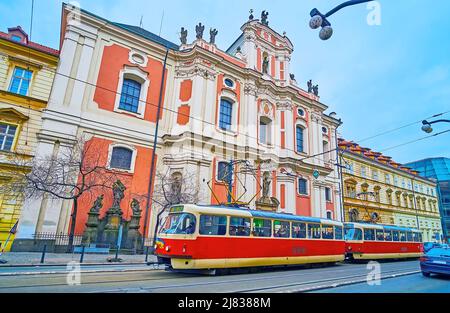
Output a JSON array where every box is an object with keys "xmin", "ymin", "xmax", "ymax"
[
  {"xmin": 406, "ymin": 232, "xmax": 414, "ymax": 242},
  {"xmin": 334, "ymin": 226, "xmax": 343, "ymax": 240},
  {"xmin": 363, "ymin": 229, "xmax": 376, "ymax": 241},
  {"xmin": 292, "ymin": 222, "xmax": 307, "ymax": 238},
  {"xmin": 252, "ymin": 219, "xmax": 272, "ymax": 237},
  {"xmin": 384, "ymin": 230, "xmax": 392, "ymax": 241},
  {"xmin": 414, "ymin": 233, "xmax": 423, "ymax": 243},
  {"xmin": 273, "ymin": 220, "xmax": 290, "ymax": 238},
  {"xmin": 308, "ymin": 223, "xmax": 321, "ymax": 239},
  {"xmin": 229, "ymin": 217, "xmax": 250, "ymax": 236},
  {"xmin": 199, "ymin": 215, "xmax": 227, "ymax": 236},
  {"xmin": 400, "ymin": 231, "xmax": 407, "ymax": 242},
  {"xmin": 321, "ymin": 225, "xmax": 334, "ymax": 240},
  {"xmin": 392, "ymin": 231, "xmax": 400, "ymax": 242},
  {"xmin": 344, "ymin": 227, "xmax": 363, "ymax": 241},
  {"xmin": 376, "ymin": 230, "xmax": 384, "ymax": 241}
]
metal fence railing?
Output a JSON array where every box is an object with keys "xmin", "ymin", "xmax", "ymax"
[{"xmin": 33, "ymin": 232, "xmax": 83, "ymax": 246}]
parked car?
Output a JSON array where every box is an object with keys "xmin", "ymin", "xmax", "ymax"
[
  {"xmin": 423, "ymin": 242, "xmax": 441, "ymax": 253},
  {"xmin": 420, "ymin": 247, "xmax": 450, "ymax": 277}
]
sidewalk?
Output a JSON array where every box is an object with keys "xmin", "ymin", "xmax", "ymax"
[{"xmin": 0, "ymin": 252, "xmax": 157, "ymax": 266}]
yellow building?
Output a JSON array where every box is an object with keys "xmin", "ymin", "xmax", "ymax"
[
  {"xmin": 0, "ymin": 26, "xmax": 58, "ymax": 251},
  {"xmin": 339, "ymin": 139, "xmax": 443, "ymax": 242}
]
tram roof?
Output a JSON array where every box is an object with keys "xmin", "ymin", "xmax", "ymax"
[
  {"xmin": 192, "ymin": 204, "xmax": 341, "ymax": 225},
  {"xmin": 345, "ymin": 222, "xmax": 419, "ymax": 232}
]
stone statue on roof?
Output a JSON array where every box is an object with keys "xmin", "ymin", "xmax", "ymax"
[
  {"xmin": 307, "ymin": 80, "xmax": 313, "ymax": 93},
  {"xmin": 209, "ymin": 28, "xmax": 218, "ymax": 44},
  {"xmin": 180, "ymin": 27, "xmax": 188, "ymax": 44},
  {"xmin": 261, "ymin": 10, "xmax": 269, "ymax": 26},
  {"xmin": 313, "ymin": 84, "xmax": 319, "ymax": 96},
  {"xmin": 195, "ymin": 23, "xmax": 205, "ymax": 40}
]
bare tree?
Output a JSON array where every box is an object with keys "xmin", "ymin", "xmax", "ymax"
[
  {"xmin": 0, "ymin": 136, "xmax": 120, "ymax": 251},
  {"xmin": 151, "ymin": 169, "xmax": 200, "ymax": 241}
]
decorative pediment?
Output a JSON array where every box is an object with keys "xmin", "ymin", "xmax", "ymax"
[
  {"xmin": 0, "ymin": 108, "xmax": 29, "ymax": 122},
  {"xmin": 344, "ymin": 178, "xmax": 357, "ymax": 185}
]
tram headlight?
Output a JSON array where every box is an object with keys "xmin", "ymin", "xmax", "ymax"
[
  {"xmin": 165, "ymin": 246, "xmax": 171, "ymax": 252},
  {"xmin": 348, "ymin": 246, "xmax": 352, "ymax": 251}
]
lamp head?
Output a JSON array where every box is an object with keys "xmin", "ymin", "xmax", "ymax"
[
  {"xmin": 309, "ymin": 15, "xmax": 323, "ymax": 29},
  {"xmin": 421, "ymin": 120, "xmax": 433, "ymax": 134},
  {"xmin": 319, "ymin": 26, "xmax": 333, "ymax": 40}
]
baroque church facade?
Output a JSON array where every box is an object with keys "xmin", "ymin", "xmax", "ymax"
[{"xmin": 13, "ymin": 5, "xmax": 342, "ymax": 244}]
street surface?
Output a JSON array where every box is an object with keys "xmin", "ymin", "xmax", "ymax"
[{"xmin": 1, "ymin": 260, "xmax": 448, "ymax": 293}]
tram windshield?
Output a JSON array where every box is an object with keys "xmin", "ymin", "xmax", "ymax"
[
  {"xmin": 160, "ymin": 213, "xmax": 196, "ymax": 234},
  {"xmin": 344, "ymin": 226, "xmax": 363, "ymax": 241}
]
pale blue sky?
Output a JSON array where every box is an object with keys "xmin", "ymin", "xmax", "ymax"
[{"xmin": 1, "ymin": 0, "xmax": 449, "ymax": 164}]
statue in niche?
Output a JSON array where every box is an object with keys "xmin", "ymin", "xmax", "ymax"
[
  {"xmin": 262, "ymin": 171, "xmax": 271, "ymax": 198},
  {"xmin": 262, "ymin": 56, "xmax": 269, "ymax": 74}
]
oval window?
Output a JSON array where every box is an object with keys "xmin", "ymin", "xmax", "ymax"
[
  {"xmin": 224, "ymin": 78, "xmax": 234, "ymax": 88},
  {"xmin": 322, "ymin": 126, "xmax": 328, "ymax": 134},
  {"xmin": 131, "ymin": 53, "xmax": 145, "ymax": 65},
  {"xmin": 297, "ymin": 108, "xmax": 305, "ymax": 117}
]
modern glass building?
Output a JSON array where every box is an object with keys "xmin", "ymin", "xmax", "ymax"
[{"xmin": 405, "ymin": 158, "xmax": 450, "ymax": 241}]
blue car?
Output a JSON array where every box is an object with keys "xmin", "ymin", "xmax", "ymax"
[
  {"xmin": 420, "ymin": 247, "xmax": 450, "ymax": 277},
  {"xmin": 423, "ymin": 242, "xmax": 441, "ymax": 253}
]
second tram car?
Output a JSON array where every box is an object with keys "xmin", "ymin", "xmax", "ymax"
[
  {"xmin": 344, "ymin": 222, "xmax": 423, "ymax": 260},
  {"xmin": 154, "ymin": 204, "xmax": 346, "ymax": 271}
]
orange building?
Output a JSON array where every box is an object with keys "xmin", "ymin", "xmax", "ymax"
[{"xmin": 14, "ymin": 5, "xmax": 343, "ymax": 245}]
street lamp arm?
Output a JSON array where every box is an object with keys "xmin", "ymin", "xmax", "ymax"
[
  {"xmin": 423, "ymin": 119, "xmax": 450, "ymax": 125},
  {"xmin": 310, "ymin": 0, "xmax": 375, "ymax": 19},
  {"xmin": 323, "ymin": 0, "xmax": 375, "ymax": 18}
]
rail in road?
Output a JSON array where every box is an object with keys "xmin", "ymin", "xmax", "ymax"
[{"xmin": 0, "ymin": 260, "xmax": 420, "ymax": 293}]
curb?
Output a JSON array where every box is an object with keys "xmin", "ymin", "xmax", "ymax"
[
  {"xmin": 0, "ymin": 261, "xmax": 154, "ymax": 268},
  {"xmin": 0, "ymin": 266, "xmax": 163, "ymax": 276}
]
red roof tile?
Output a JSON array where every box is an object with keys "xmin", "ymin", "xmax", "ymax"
[{"xmin": 0, "ymin": 31, "xmax": 59, "ymax": 56}]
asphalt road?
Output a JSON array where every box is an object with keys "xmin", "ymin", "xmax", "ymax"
[{"xmin": 2, "ymin": 260, "xmax": 443, "ymax": 293}]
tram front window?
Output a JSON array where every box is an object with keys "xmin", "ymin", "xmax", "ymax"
[
  {"xmin": 344, "ymin": 227, "xmax": 362, "ymax": 241},
  {"xmin": 160, "ymin": 213, "xmax": 196, "ymax": 234}
]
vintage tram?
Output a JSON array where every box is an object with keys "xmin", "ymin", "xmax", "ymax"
[
  {"xmin": 154, "ymin": 204, "xmax": 346, "ymax": 272},
  {"xmin": 153, "ymin": 204, "xmax": 424, "ymax": 273},
  {"xmin": 344, "ymin": 222, "xmax": 423, "ymax": 260}
]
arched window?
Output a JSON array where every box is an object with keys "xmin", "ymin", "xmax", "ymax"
[
  {"xmin": 110, "ymin": 147, "xmax": 133, "ymax": 170},
  {"xmin": 298, "ymin": 178, "xmax": 308, "ymax": 195},
  {"xmin": 259, "ymin": 116, "xmax": 272, "ymax": 145},
  {"xmin": 296, "ymin": 125, "xmax": 304, "ymax": 153},
  {"xmin": 119, "ymin": 79, "xmax": 141, "ymax": 113},
  {"xmin": 219, "ymin": 99, "xmax": 233, "ymax": 131},
  {"xmin": 326, "ymin": 211, "xmax": 333, "ymax": 219}
]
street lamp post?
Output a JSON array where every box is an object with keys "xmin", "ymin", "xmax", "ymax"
[
  {"xmin": 309, "ymin": 0, "xmax": 375, "ymax": 40},
  {"xmin": 421, "ymin": 119, "xmax": 450, "ymax": 133}
]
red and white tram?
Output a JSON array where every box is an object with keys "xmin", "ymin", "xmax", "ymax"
[
  {"xmin": 153, "ymin": 205, "xmax": 424, "ymax": 273},
  {"xmin": 344, "ymin": 222, "xmax": 423, "ymax": 260},
  {"xmin": 154, "ymin": 204, "xmax": 345, "ymax": 272}
]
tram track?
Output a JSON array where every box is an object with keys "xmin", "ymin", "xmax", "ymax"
[
  {"xmin": 231, "ymin": 268, "xmax": 420, "ymax": 293},
  {"xmin": 0, "ymin": 261, "xmax": 420, "ymax": 293}
]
